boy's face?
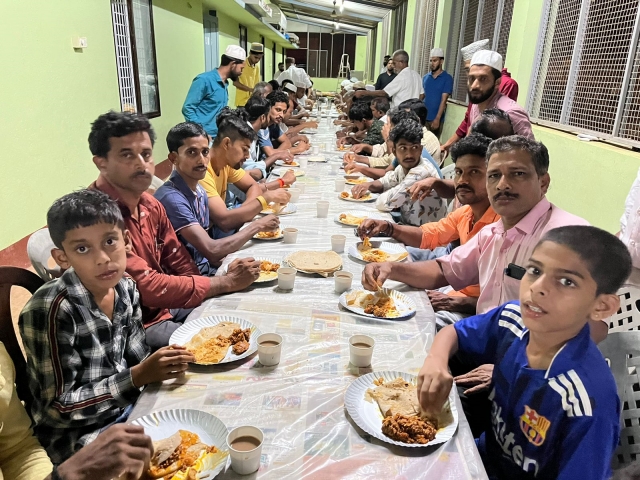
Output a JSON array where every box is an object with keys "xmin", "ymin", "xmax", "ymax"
[
  {"xmin": 371, "ymin": 106, "xmax": 383, "ymax": 119},
  {"xmin": 269, "ymin": 102, "xmax": 287, "ymax": 124},
  {"xmin": 170, "ymin": 136, "xmax": 210, "ymax": 183},
  {"xmin": 223, "ymin": 137, "xmax": 252, "ymax": 170},
  {"xmin": 93, "ymin": 131, "xmax": 155, "ymax": 195},
  {"xmin": 520, "ymin": 241, "xmax": 619, "ymax": 337},
  {"xmin": 453, "ymin": 154, "xmax": 489, "ymax": 206},
  {"xmin": 392, "ymin": 138, "xmax": 422, "ymax": 170},
  {"xmin": 52, "ymin": 223, "xmax": 130, "ymax": 295}
]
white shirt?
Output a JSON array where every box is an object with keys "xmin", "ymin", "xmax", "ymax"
[
  {"xmin": 276, "ymin": 66, "xmax": 295, "ymax": 85},
  {"xmin": 383, "ymin": 67, "xmax": 424, "ymax": 108},
  {"xmin": 621, "ymin": 167, "xmax": 640, "ymax": 268}
]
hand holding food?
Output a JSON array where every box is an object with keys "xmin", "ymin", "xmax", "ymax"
[
  {"xmin": 350, "ymin": 183, "xmax": 371, "ymax": 199},
  {"xmin": 226, "ymin": 258, "xmax": 260, "ymax": 289},
  {"xmin": 417, "ymin": 356, "xmax": 453, "ymax": 418},
  {"xmin": 281, "ymin": 170, "xmax": 297, "ymax": 187},
  {"xmin": 132, "ymin": 345, "xmax": 195, "ymax": 386},
  {"xmin": 409, "ymin": 177, "xmax": 439, "ymax": 201},
  {"xmin": 264, "ymin": 188, "xmax": 291, "ymax": 205},
  {"xmin": 357, "ymin": 219, "xmax": 389, "ymax": 239},
  {"xmin": 361, "ymin": 262, "xmax": 393, "ymax": 291},
  {"xmin": 255, "ymin": 214, "xmax": 280, "ymax": 232}
]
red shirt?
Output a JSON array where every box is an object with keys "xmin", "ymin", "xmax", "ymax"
[
  {"xmin": 92, "ymin": 177, "xmax": 210, "ymax": 327},
  {"xmin": 455, "ymin": 68, "xmax": 520, "ymax": 138}
]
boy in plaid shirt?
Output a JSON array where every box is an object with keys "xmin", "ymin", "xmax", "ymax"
[{"xmin": 19, "ymin": 190, "xmax": 194, "ymax": 464}]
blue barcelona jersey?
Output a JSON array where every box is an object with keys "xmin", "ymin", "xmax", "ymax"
[{"xmin": 454, "ymin": 301, "xmax": 620, "ymax": 480}]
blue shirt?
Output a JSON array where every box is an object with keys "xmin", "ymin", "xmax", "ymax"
[
  {"xmin": 454, "ymin": 302, "xmax": 620, "ymax": 480},
  {"xmin": 422, "ymin": 70, "xmax": 453, "ymax": 122},
  {"xmin": 154, "ymin": 171, "xmax": 213, "ymax": 275},
  {"xmin": 182, "ymin": 69, "xmax": 228, "ymax": 138}
]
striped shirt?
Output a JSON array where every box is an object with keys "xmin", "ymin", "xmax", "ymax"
[
  {"xmin": 454, "ymin": 302, "xmax": 619, "ymax": 480},
  {"xmin": 437, "ymin": 197, "xmax": 589, "ymax": 313},
  {"xmin": 19, "ymin": 270, "xmax": 149, "ymax": 464}
]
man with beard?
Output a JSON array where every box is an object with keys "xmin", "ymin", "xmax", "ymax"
[
  {"xmin": 466, "ymin": 50, "xmax": 533, "ymax": 139},
  {"xmin": 90, "ymin": 111, "xmax": 260, "ymax": 348},
  {"xmin": 374, "ymin": 58, "xmax": 396, "ymax": 91},
  {"xmin": 182, "ymin": 45, "xmax": 247, "ymax": 139},
  {"xmin": 419, "ymin": 48, "xmax": 453, "ymax": 137},
  {"xmin": 358, "ymin": 134, "xmax": 499, "ymax": 319}
]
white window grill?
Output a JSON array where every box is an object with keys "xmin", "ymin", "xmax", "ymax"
[
  {"xmin": 528, "ymin": 0, "xmax": 640, "ymax": 146},
  {"xmin": 410, "ymin": 0, "xmax": 440, "ymax": 77},
  {"xmin": 111, "ymin": 0, "xmax": 137, "ymax": 113}
]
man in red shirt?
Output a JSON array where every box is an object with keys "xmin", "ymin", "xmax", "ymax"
[
  {"xmin": 89, "ymin": 111, "xmax": 259, "ymax": 348},
  {"xmin": 440, "ymin": 40, "xmax": 520, "ymax": 156}
]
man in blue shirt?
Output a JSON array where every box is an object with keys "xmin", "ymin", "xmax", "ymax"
[
  {"xmin": 420, "ymin": 48, "xmax": 453, "ymax": 138},
  {"xmin": 182, "ymin": 45, "xmax": 247, "ymax": 139},
  {"xmin": 155, "ymin": 122, "xmax": 280, "ymax": 275}
]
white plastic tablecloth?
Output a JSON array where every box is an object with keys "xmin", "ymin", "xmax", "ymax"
[{"xmin": 129, "ymin": 125, "xmax": 488, "ymax": 480}]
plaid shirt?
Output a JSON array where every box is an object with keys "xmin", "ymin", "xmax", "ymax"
[{"xmin": 19, "ymin": 269, "xmax": 149, "ymax": 464}]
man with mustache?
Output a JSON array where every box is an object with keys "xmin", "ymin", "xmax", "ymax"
[
  {"xmin": 182, "ymin": 45, "xmax": 247, "ymax": 140},
  {"xmin": 358, "ymin": 134, "xmax": 499, "ymax": 320},
  {"xmin": 90, "ymin": 111, "xmax": 260, "ymax": 348}
]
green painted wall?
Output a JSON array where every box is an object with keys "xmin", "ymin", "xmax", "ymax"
[
  {"xmin": 404, "ymin": 0, "xmax": 417, "ymax": 57},
  {"xmin": 0, "ymin": 0, "xmax": 205, "ymax": 249},
  {"xmin": 311, "ymin": 78, "xmax": 340, "ymax": 92},
  {"xmin": 375, "ymin": 22, "xmax": 383, "ymax": 76},
  {"xmin": 216, "ymin": 11, "xmax": 240, "ymax": 108},
  {"xmin": 355, "ymin": 36, "xmax": 367, "ymax": 73}
]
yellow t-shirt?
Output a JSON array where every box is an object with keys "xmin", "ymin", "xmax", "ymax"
[
  {"xmin": 200, "ymin": 163, "xmax": 246, "ymax": 201},
  {"xmin": 235, "ymin": 63, "xmax": 260, "ymax": 107}
]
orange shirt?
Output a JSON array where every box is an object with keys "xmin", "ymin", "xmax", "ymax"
[{"xmin": 420, "ymin": 205, "xmax": 500, "ymax": 297}]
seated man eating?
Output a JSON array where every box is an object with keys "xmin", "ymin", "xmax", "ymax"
[
  {"xmin": 350, "ymin": 119, "xmax": 446, "ymax": 226},
  {"xmin": 89, "ymin": 111, "xmax": 260, "ymax": 348},
  {"xmin": 155, "ymin": 122, "xmax": 281, "ymax": 275},
  {"xmin": 338, "ymin": 101, "xmax": 385, "ymax": 147},
  {"xmin": 200, "ymin": 108, "xmax": 292, "ymax": 236}
]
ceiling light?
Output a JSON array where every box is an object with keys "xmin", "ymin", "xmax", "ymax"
[{"xmin": 339, "ymin": 0, "xmax": 344, "ymax": 12}]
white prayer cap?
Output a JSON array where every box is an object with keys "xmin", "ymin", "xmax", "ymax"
[
  {"xmin": 365, "ymin": 84, "xmax": 375, "ymax": 91},
  {"xmin": 341, "ymin": 80, "xmax": 351, "ymax": 88},
  {"xmin": 470, "ymin": 50, "xmax": 503, "ymax": 71},
  {"xmin": 460, "ymin": 39, "xmax": 490, "ymax": 61},
  {"xmin": 430, "ymin": 48, "xmax": 444, "ymax": 58},
  {"xmin": 353, "ymin": 81, "xmax": 366, "ymax": 89},
  {"xmin": 350, "ymin": 77, "xmax": 358, "ymax": 83},
  {"xmin": 224, "ymin": 45, "xmax": 247, "ymax": 61},
  {"xmin": 283, "ymin": 83, "xmax": 297, "ymax": 94},
  {"xmin": 345, "ymin": 84, "xmax": 354, "ymax": 92}
]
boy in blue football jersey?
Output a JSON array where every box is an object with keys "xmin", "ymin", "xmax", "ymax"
[{"xmin": 418, "ymin": 225, "xmax": 630, "ymax": 480}]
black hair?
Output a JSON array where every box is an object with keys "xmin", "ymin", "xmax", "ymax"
[
  {"xmin": 491, "ymin": 68, "xmax": 502, "ymax": 81},
  {"xmin": 470, "ymin": 108, "xmax": 514, "ymax": 140},
  {"xmin": 244, "ymin": 95, "xmax": 271, "ymax": 122},
  {"xmin": 268, "ymin": 79, "xmax": 280, "ymax": 91},
  {"xmin": 371, "ymin": 97, "xmax": 390, "ymax": 114},
  {"xmin": 267, "ymin": 90, "xmax": 289, "ymax": 109},
  {"xmin": 278, "ymin": 62, "xmax": 284, "ymax": 67},
  {"xmin": 535, "ymin": 226, "xmax": 632, "ymax": 296},
  {"xmin": 348, "ymin": 102, "xmax": 373, "ymax": 122},
  {"xmin": 398, "ymin": 98, "xmax": 427, "ymax": 126},
  {"xmin": 88, "ymin": 111, "xmax": 156, "ymax": 157},
  {"xmin": 281, "ymin": 79, "xmax": 294, "ymax": 89},
  {"xmin": 389, "ymin": 119, "xmax": 423, "ymax": 145},
  {"xmin": 220, "ymin": 54, "xmax": 243, "ymax": 67},
  {"xmin": 450, "ymin": 133, "xmax": 492, "ymax": 163},
  {"xmin": 285, "ymin": 57, "xmax": 295, "ymax": 66},
  {"xmin": 166, "ymin": 122, "xmax": 207, "ymax": 153},
  {"xmin": 486, "ymin": 135, "xmax": 550, "ymax": 176},
  {"xmin": 388, "ymin": 108, "xmax": 420, "ymax": 127},
  {"xmin": 47, "ymin": 189, "xmax": 125, "ymax": 249},
  {"xmin": 214, "ymin": 108, "xmax": 258, "ymax": 145}
]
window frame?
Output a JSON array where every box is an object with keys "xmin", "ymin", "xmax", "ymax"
[
  {"xmin": 239, "ymin": 25, "xmax": 248, "ymax": 54},
  {"xmin": 112, "ymin": 0, "xmax": 161, "ymax": 118}
]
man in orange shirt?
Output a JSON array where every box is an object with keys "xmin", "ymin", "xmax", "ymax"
[{"xmin": 358, "ymin": 133, "xmax": 498, "ymax": 320}]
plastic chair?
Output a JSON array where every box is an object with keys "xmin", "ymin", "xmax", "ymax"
[
  {"xmin": 441, "ymin": 163, "xmax": 455, "ymax": 180},
  {"xmin": 0, "ymin": 266, "xmax": 44, "ymax": 413},
  {"xmin": 607, "ymin": 285, "xmax": 640, "ymax": 332},
  {"xmin": 599, "ymin": 331, "xmax": 640, "ymax": 467},
  {"xmin": 27, "ymin": 228, "xmax": 61, "ymax": 282},
  {"xmin": 421, "ymin": 147, "xmax": 443, "ymax": 179}
]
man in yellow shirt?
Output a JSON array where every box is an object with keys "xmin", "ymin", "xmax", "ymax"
[{"xmin": 234, "ymin": 43, "xmax": 263, "ymax": 107}]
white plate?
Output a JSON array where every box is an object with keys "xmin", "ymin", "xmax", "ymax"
[
  {"xmin": 348, "ymin": 241, "xmax": 408, "ymax": 263},
  {"xmin": 169, "ymin": 315, "xmax": 262, "ymax": 364},
  {"xmin": 300, "ymin": 128, "xmax": 318, "ymax": 134},
  {"xmin": 260, "ymin": 204, "xmax": 297, "ymax": 216},
  {"xmin": 345, "ymin": 177, "xmax": 373, "ymax": 185},
  {"xmin": 253, "ymin": 229, "xmax": 284, "ymax": 240},
  {"xmin": 221, "ymin": 256, "xmax": 282, "ymax": 283},
  {"xmin": 334, "ymin": 210, "xmax": 392, "ymax": 227},
  {"xmin": 344, "ymin": 371, "xmax": 459, "ymax": 447},
  {"xmin": 305, "ymin": 155, "xmax": 328, "ymax": 163},
  {"xmin": 272, "ymin": 168, "xmax": 306, "ymax": 177},
  {"xmin": 338, "ymin": 192, "xmax": 379, "ymax": 203},
  {"xmin": 338, "ymin": 288, "xmax": 416, "ymax": 319},
  {"xmin": 132, "ymin": 409, "xmax": 230, "ymax": 477},
  {"xmin": 274, "ymin": 160, "xmax": 300, "ymax": 167},
  {"xmin": 283, "ymin": 252, "xmax": 342, "ymax": 276}
]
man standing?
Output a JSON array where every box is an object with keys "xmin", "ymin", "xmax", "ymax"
[
  {"xmin": 420, "ymin": 48, "xmax": 453, "ymax": 137},
  {"xmin": 234, "ymin": 42, "xmax": 264, "ymax": 107},
  {"xmin": 182, "ymin": 45, "xmax": 246, "ymax": 139},
  {"xmin": 374, "ymin": 59, "xmax": 397, "ymax": 91},
  {"xmin": 276, "ymin": 57, "xmax": 296, "ymax": 84},
  {"xmin": 380, "ymin": 54, "xmax": 391, "ymax": 74},
  {"xmin": 277, "ymin": 62, "xmax": 285, "ymax": 75},
  {"xmin": 353, "ymin": 50, "xmax": 423, "ymax": 108}
]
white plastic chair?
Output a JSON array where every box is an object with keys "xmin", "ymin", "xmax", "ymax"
[
  {"xmin": 27, "ymin": 228, "xmax": 61, "ymax": 282},
  {"xmin": 441, "ymin": 163, "xmax": 455, "ymax": 180},
  {"xmin": 608, "ymin": 285, "xmax": 640, "ymax": 332},
  {"xmin": 147, "ymin": 175, "xmax": 165, "ymax": 193},
  {"xmin": 599, "ymin": 331, "xmax": 640, "ymax": 468}
]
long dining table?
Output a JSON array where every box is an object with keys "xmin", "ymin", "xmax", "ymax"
[{"xmin": 129, "ymin": 119, "xmax": 489, "ymax": 479}]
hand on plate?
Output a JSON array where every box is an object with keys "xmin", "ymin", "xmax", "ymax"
[
  {"xmin": 454, "ymin": 364, "xmax": 494, "ymax": 395},
  {"xmin": 281, "ymin": 170, "xmax": 297, "ymax": 187},
  {"xmin": 132, "ymin": 345, "xmax": 195, "ymax": 386},
  {"xmin": 226, "ymin": 257, "xmax": 261, "ymax": 289},
  {"xmin": 357, "ymin": 219, "xmax": 389, "ymax": 240},
  {"xmin": 255, "ymin": 214, "xmax": 280, "ymax": 232},
  {"xmin": 361, "ymin": 262, "xmax": 393, "ymax": 291},
  {"xmin": 350, "ymin": 183, "xmax": 370, "ymax": 199},
  {"xmin": 417, "ymin": 356, "xmax": 453, "ymax": 417}
]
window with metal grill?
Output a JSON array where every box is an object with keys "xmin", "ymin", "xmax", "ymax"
[
  {"xmin": 528, "ymin": 0, "xmax": 640, "ymax": 146},
  {"xmin": 449, "ymin": 0, "xmax": 516, "ymax": 102},
  {"xmin": 410, "ymin": 0, "xmax": 440, "ymax": 76},
  {"xmin": 110, "ymin": 0, "xmax": 160, "ymax": 117}
]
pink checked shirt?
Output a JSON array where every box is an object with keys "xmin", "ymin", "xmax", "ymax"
[{"xmin": 437, "ymin": 197, "xmax": 589, "ymax": 314}]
